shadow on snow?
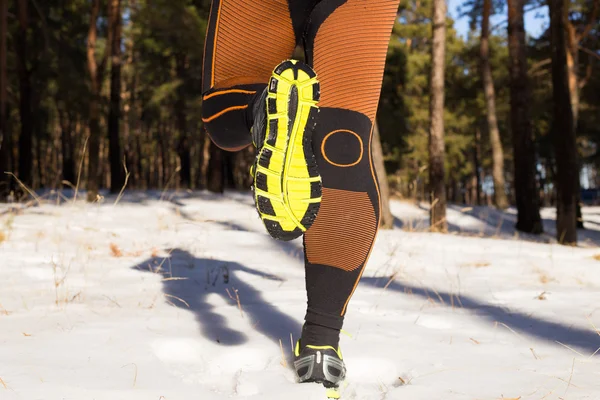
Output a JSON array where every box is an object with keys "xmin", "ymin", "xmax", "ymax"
[
  {"xmin": 130, "ymin": 248, "xmax": 302, "ymax": 365},
  {"xmin": 362, "ymin": 276, "xmax": 600, "ymax": 356}
]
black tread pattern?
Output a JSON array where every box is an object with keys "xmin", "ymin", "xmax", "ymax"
[
  {"xmin": 253, "ymin": 60, "xmax": 323, "ymax": 242},
  {"xmin": 257, "ymin": 196, "xmax": 276, "ymax": 216}
]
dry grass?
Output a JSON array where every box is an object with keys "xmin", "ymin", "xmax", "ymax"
[
  {"xmin": 72, "ymin": 135, "xmax": 89, "ymax": 203},
  {"xmin": 279, "ymin": 339, "xmax": 288, "ymax": 368},
  {"xmin": 52, "ymin": 259, "xmax": 72, "ymax": 306},
  {"xmin": 113, "ymin": 157, "xmax": 131, "ymax": 206},
  {"xmin": 563, "ymin": 358, "xmax": 576, "ymax": 397},
  {"xmin": 593, "ymin": 253, "xmax": 600, "ymax": 261},
  {"xmin": 164, "ymin": 293, "xmax": 190, "ymax": 308},
  {"xmin": 536, "ymin": 292, "xmax": 548, "ymax": 300},
  {"xmin": 121, "ymin": 363, "xmax": 138, "ymax": 387},
  {"xmin": 530, "ymin": 348, "xmax": 539, "ymax": 360},
  {"xmin": 109, "ymin": 243, "xmax": 123, "ymax": 257},
  {"xmin": 0, "ymin": 231, "xmax": 5, "ymax": 244},
  {"xmin": 5, "ymin": 172, "xmax": 42, "ymax": 205},
  {"xmin": 160, "ymin": 166, "xmax": 182, "ymax": 202},
  {"xmin": 460, "ymin": 261, "xmax": 491, "ymax": 268},
  {"xmin": 555, "ymin": 341, "xmax": 586, "ymax": 357},
  {"xmin": 226, "ymin": 287, "xmax": 244, "ymax": 317},
  {"xmin": 586, "ymin": 315, "xmax": 600, "ymax": 337},
  {"xmin": 534, "ymin": 268, "xmax": 556, "ymax": 284}
]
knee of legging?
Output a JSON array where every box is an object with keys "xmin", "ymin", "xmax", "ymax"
[
  {"xmin": 305, "ymin": 118, "xmax": 381, "ymax": 272},
  {"xmin": 203, "ymin": 116, "xmax": 252, "ymax": 152},
  {"xmin": 201, "ymin": 96, "xmax": 254, "ymax": 151},
  {"xmin": 312, "ymin": 107, "xmax": 380, "ymax": 194}
]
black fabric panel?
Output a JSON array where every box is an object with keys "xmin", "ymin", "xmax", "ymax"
[
  {"xmin": 311, "ymin": 107, "xmax": 379, "ymax": 210},
  {"xmin": 303, "ymin": 261, "xmax": 352, "ymax": 330},
  {"xmin": 301, "ymin": 321, "xmax": 341, "ymax": 348},
  {"xmin": 322, "ymin": 129, "xmax": 363, "ymax": 166},
  {"xmin": 287, "ymin": 0, "xmax": 321, "ymax": 44},
  {"xmin": 204, "ymin": 109, "xmax": 252, "ymax": 151},
  {"xmin": 202, "ymin": 83, "xmax": 265, "ymax": 150}
]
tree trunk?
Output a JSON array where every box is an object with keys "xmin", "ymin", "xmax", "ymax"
[
  {"xmin": 565, "ymin": 22, "xmax": 584, "ymax": 230},
  {"xmin": 196, "ymin": 125, "xmax": 206, "ymax": 188},
  {"xmin": 470, "ymin": 175, "xmax": 478, "ymax": 205},
  {"xmin": 57, "ymin": 107, "xmax": 75, "ymax": 185},
  {"xmin": 108, "ymin": 0, "xmax": 123, "ymax": 193},
  {"xmin": 35, "ymin": 132, "xmax": 43, "ymax": 187},
  {"xmin": 87, "ymin": 0, "xmax": 111, "ymax": 201},
  {"xmin": 428, "ymin": 0, "xmax": 447, "ymax": 232},
  {"xmin": 549, "ymin": 0, "xmax": 578, "ymax": 245},
  {"xmin": 87, "ymin": 0, "xmax": 101, "ymax": 201},
  {"xmin": 131, "ymin": 54, "xmax": 141, "ymax": 188},
  {"xmin": 480, "ymin": 0, "xmax": 508, "ymax": 209},
  {"xmin": 175, "ymin": 54, "xmax": 191, "ymax": 188},
  {"xmin": 565, "ymin": 29, "xmax": 579, "ymax": 127},
  {"xmin": 564, "ymin": 0, "xmax": 599, "ymax": 229},
  {"xmin": 207, "ymin": 141, "xmax": 224, "ymax": 193},
  {"xmin": 0, "ymin": 0, "xmax": 9, "ymax": 199},
  {"xmin": 158, "ymin": 121, "xmax": 167, "ymax": 187},
  {"xmin": 564, "ymin": 0, "xmax": 600, "ymax": 128},
  {"xmin": 507, "ymin": 0, "xmax": 543, "ymax": 234},
  {"xmin": 372, "ymin": 121, "xmax": 393, "ymax": 229},
  {"xmin": 17, "ymin": 0, "xmax": 33, "ymax": 188},
  {"xmin": 474, "ymin": 128, "xmax": 482, "ymax": 205}
]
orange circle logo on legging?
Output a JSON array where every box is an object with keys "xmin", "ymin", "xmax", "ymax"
[{"xmin": 321, "ymin": 129, "xmax": 364, "ymax": 167}]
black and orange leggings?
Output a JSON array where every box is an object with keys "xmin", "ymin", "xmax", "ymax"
[{"xmin": 202, "ymin": 0, "xmax": 400, "ymax": 340}]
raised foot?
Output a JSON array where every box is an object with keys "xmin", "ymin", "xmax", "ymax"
[{"xmin": 252, "ymin": 59, "xmax": 322, "ymax": 241}]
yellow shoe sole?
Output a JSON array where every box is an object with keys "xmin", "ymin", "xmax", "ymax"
[{"xmin": 253, "ymin": 60, "xmax": 322, "ymax": 241}]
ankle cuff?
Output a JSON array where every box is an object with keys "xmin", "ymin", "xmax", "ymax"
[{"xmin": 305, "ymin": 308, "xmax": 344, "ymax": 331}]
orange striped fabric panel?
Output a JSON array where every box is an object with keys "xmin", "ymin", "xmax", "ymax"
[
  {"xmin": 305, "ymin": 188, "xmax": 378, "ymax": 272},
  {"xmin": 313, "ymin": 0, "xmax": 399, "ymax": 121},
  {"xmin": 212, "ymin": 0, "xmax": 296, "ymax": 87}
]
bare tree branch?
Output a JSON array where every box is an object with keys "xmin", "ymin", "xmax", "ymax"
[
  {"xmin": 578, "ymin": 61, "xmax": 593, "ymax": 89},
  {"xmin": 579, "ymin": 0, "xmax": 600, "ymax": 41},
  {"xmin": 491, "ymin": 3, "xmax": 547, "ymax": 32},
  {"xmin": 579, "ymin": 45, "xmax": 600, "ymax": 61},
  {"xmin": 529, "ymin": 58, "xmax": 551, "ymax": 73}
]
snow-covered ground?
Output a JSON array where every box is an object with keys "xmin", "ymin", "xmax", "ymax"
[{"xmin": 1, "ymin": 191, "xmax": 600, "ymax": 400}]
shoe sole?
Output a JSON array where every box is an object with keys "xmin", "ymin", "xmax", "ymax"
[{"xmin": 253, "ymin": 60, "xmax": 322, "ymax": 241}]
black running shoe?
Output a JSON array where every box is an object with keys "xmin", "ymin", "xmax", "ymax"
[
  {"xmin": 293, "ymin": 341, "xmax": 346, "ymax": 389},
  {"xmin": 250, "ymin": 59, "xmax": 322, "ymax": 242}
]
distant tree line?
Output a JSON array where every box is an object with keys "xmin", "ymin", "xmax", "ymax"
[{"xmin": 0, "ymin": 0, "xmax": 598, "ymax": 245}]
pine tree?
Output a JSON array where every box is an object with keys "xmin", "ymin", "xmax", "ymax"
[
  {"xmin": 480, "ymin": 0, "xmax": 508, "ymax": 209},
  {"xmin": 507, "ymin": 0, "xmax": 543, "ymax": 233},
  {"xmin": 429, "ymin": 0, "xmax": 447, "ymax": 231},
  {"xmin": 549, "ymin": 0, "xmax": 578, "ymax": 244},
  {"xmin": 109, "ymin": 0, "xmax": 124, "ymax": 193}
]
